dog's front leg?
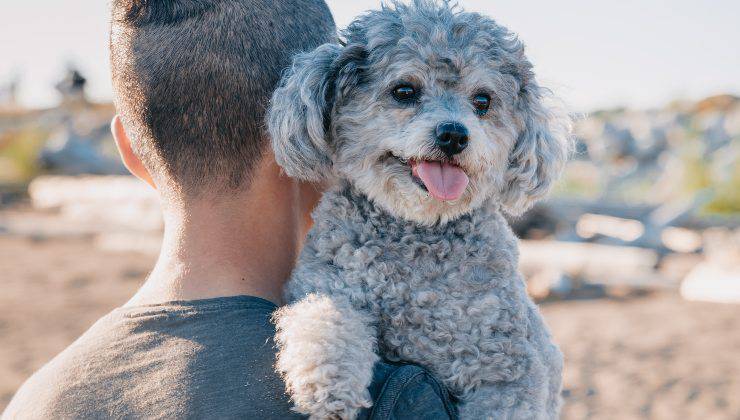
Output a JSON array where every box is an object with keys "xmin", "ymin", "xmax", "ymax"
[
  {"xmin": 273, "ymin": 294, "xmax": 378, "ymax": 420},
  {"xmin": 457, "ymin": 375, "xmax": 555, "ymax": 420},
  {"xmin": 458, "ymin": 302, "xmax": 562, "ymax": 420},
  {"xmin": 458, "ymin": 339, "xmax": 557, "ymax": 419}
]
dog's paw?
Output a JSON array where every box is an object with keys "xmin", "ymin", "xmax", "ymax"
[{"xmin": 274, "ymin": 294, "xmax": 378, "ymax": 419}]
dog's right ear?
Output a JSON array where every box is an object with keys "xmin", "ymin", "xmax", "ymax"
[{"xmin": 267, "ymin": 44, "xmax": 350, "ymax": 182}]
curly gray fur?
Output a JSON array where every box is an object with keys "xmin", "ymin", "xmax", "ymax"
[
  {"xmin": 279, "ymin": 186, "xmax": 562, "ymax": 418},
  {"xmin": 269, "ymin": 1, "xmax": 569, "ymax": 418}
]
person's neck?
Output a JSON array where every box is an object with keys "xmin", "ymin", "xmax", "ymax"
[{"xmin": 126, "ymin": 159, "xmax": 318, "ymax": 307}]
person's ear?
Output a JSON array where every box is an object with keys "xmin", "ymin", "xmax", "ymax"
[{"xmin": 111, "ymin": 115, "xmax": 156, "ymax": 189}]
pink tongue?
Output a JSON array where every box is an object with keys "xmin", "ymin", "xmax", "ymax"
[{"xmin": 411, "ymin": 161, "xmax": 469, "ymax": 201}]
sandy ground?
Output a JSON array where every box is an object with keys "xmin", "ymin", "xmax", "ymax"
[{"xmin": 1, "ymin": 233, "xmax": 739, "ymax": 419}]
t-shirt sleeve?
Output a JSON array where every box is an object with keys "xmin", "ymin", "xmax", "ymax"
[{"xmin": 360, "ymin": 362, "xmax": 458, "ymax": 420}]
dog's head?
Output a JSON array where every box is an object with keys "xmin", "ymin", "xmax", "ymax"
[{"xmin": 268, "ymin": 0, "xmax": 571, "ymax": 224}]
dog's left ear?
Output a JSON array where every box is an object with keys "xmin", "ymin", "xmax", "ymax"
[
  {"xmin": 267, "ymin": 43, "xmax": 365, "ymax": 182},
  {"xmin": 500, "ymin": 70, "xmax": 572, "ymax": 215}
]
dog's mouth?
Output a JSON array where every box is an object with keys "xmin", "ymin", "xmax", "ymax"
[{"xmin": 389, "ymin": 153, "xmax": 469, "ymax": 201}]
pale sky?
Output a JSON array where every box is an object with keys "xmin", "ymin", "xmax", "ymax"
[{"xmin": 1, "ymin": 0, "xmax": 739, "ymax": 111}]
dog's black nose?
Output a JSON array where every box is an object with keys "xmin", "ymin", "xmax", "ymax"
[{"xmin": 435, "ymin": 121, "xmax": 469, "ymax": 156}]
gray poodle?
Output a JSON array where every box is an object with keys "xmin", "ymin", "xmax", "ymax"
[{"xmin": 267, "ymin": 1, "xmax": 571, "ymax": 418}]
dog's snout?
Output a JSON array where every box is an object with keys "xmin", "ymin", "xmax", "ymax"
[{"xmin": 435, "ymin": 121, "xmax": 469, "ymax": 156}]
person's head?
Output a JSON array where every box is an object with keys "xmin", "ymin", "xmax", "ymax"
[{"xmin": 109, "ymin": 0, "xmax": 336, "ymax": 202}]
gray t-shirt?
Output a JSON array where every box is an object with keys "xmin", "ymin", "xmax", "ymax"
[{"xmin": 3, "ymin": 296, "xmax": 456, "ymax": 419}]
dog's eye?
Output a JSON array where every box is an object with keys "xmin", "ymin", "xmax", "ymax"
[
  {"xmin": 472, "ymin": 93, "xmax": 491, "ymax": 115},
  {"xmin": 392, "ymin": 85, "xmax": 418, "ymax": 102}
]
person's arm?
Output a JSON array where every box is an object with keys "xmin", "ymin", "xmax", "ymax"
[{"xmin": 360, "ymin": 362, "xmax": 458, "ymax": 420}]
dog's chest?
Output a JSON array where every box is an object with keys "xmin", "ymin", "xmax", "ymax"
[
  {"xmin": 289, "ymin": 192, "xmax": 539, "ymax": 395},
  {"xmin": 333, "ymin": 222, "xmax": 532, "ymax": 395},
  {"xmin": 300, "ymin": 191, "xmax": 525, "ymax": 316},
  {"xmin": 316, "ymin": 205, "xmax": 518, "ymax": 303}
]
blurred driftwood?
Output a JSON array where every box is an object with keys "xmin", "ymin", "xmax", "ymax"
[
  {"xmin": 28, "ymin": 175, "xmax": 162, "ymax": 232},
  {"xmin": 519, "ymin": 240, "xmax": 675, "ymax": 288}
]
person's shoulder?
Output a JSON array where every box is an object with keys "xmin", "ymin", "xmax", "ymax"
[
  {"xmin": 2, "ymin": 311, "xmax": 120, "ymax": 419},
  {"xmin": 361, "ymin": 362, "xmax": 459, "ymax": 420},
  {"xmin": 3, "ymin": 296, "xmax": 301, "ymax": 419}
]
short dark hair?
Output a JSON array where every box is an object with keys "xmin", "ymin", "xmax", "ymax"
[{"xmin": 110, "ymin": 0, "xmax": 336, "ymax": 193}]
